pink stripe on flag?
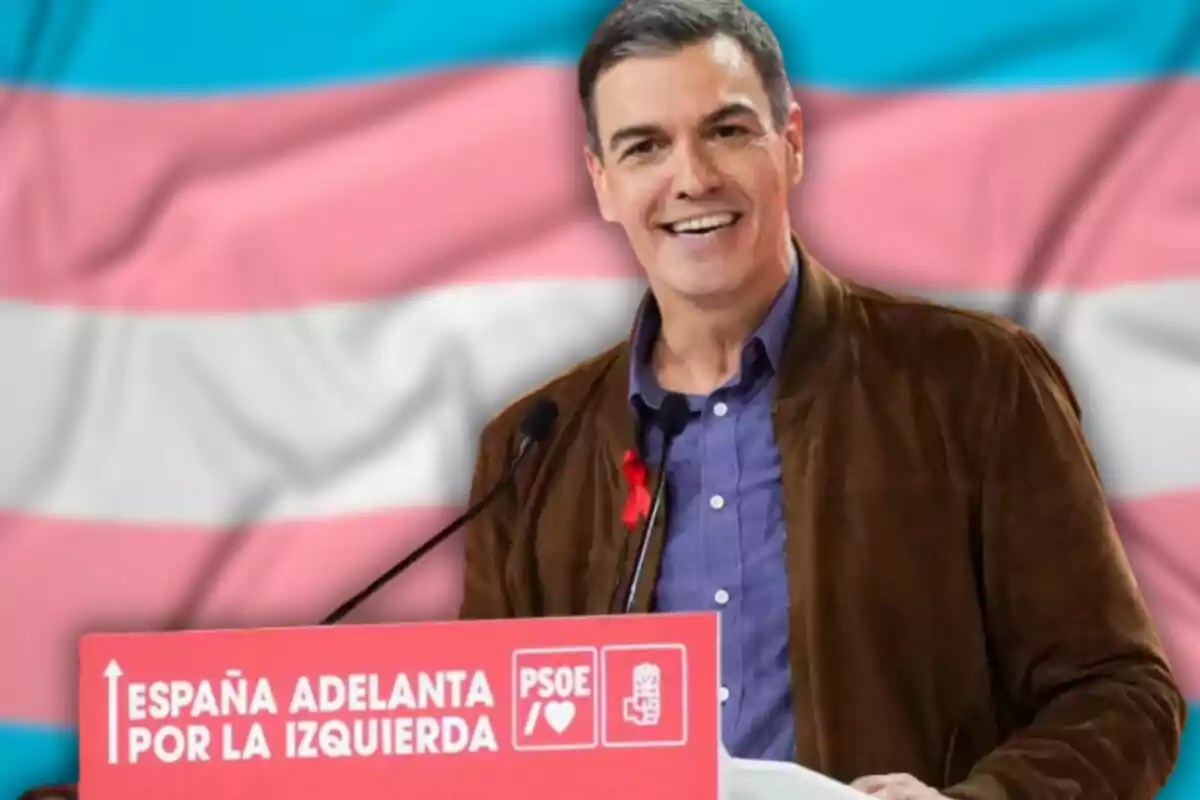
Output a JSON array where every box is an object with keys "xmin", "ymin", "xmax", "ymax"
[
  {"xmin": 0, "ymin": 507, "xmax": 467, "ymax": 726},
  {"xmin": 1, "ymin": 491, "xmax": 1197, "ymax": 726},
  {"xmin": 1114, "ymin": 488, "xmax": 1200, "ymax": 699},
  {"xmin": 1, "ymin": 70, "xmax": 1197, "ymax": 311}
]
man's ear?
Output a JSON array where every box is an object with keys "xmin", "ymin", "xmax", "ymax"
[
  {"xmin": 782, "ymin": 101, "xmax": 804, "ymax": 186},
  {"xmin": 584, "ymin": 146, "xmax": 618, "ymax": 222}
]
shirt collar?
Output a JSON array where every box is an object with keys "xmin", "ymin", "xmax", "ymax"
[{"xmin": 628, "ymin": 242, "xmax": 802, "ymax": 411}]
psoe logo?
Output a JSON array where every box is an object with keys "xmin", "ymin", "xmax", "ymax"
[
  {"xmin": 623, "ymin": 663, "xmax": 662, "ymax": 726},
  {"xmin": 601, "ymin": 645, "xmax": 687, "ymax": 748},
  {"xmin": 511, "ymin": 647, "xmax": 599, "ymax": 751}
]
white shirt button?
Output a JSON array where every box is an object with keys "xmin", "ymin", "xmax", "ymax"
[
  {"xmin": 709, "ymin": 494, "xmax": 725, "ymax": 510},
  {"xmin": 713, "ymin": 402, "xmax": 728, "ymax": 417},
  {"xmin": 719, "ymin": 686, "xmax": 730, "ymax": 703},
  {"xmin": 714, "ymin": 589, "xmax": 730, "ymax": 605}
]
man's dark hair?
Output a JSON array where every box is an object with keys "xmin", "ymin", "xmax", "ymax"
[{"xmin": 577, "ymin": 0, "xmax": 792, "ymax": 156}]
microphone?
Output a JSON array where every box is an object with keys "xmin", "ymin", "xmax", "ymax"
[
  {"xmin": 321, "ymin": 396, "xmax": 559, "ymax": 625},
  {"xmin": 620, "ymin": 392, "xmax": 692, "ymax": 614}
]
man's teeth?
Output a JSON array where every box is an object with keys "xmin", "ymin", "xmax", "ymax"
[{"xmin": 669, "ymin": 213, "xmax": 737, "ymax": 234}]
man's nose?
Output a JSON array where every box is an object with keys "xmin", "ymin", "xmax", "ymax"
[{"xmin": 671, "ymin": 142, "xmax": 722, "ymax": 197}]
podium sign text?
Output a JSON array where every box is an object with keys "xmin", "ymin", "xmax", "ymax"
[{"xmin": 78, "ymin": 613, "xmax": 719, "ymax": 799}]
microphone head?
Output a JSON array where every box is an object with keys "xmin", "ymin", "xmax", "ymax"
[
  {"xmin": 518, "ymin": 397, "xmax": 559, "ymax": 443},
  {"xmin": 657, "ymin": 393, "xmax": 692, "ymax": 439}
]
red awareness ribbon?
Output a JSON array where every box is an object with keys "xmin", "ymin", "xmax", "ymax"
[{"xmin": 621, "ymin": 448, "xmax": 652, "ymax": 530}]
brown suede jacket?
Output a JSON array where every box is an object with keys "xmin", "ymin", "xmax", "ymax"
[{"xmin": 458, "ymin": 244, "xmax": 1186, "ymax": 799}]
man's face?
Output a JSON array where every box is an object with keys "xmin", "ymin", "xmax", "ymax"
[{"xmin": 585, "ymin": 34, "xmax": 803, "ymax": 304}]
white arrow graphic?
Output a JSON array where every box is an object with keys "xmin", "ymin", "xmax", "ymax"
[{"xmin": 104, "ymin": 660, "xmax": 123, "ymax": 765}]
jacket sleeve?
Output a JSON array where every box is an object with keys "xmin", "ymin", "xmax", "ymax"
[
  {"xmin": 943, "ymin": 329, "xmax": 1187, "ymax": 800},
  {"xmin": 457, "ymin": 423, "xmax": 518, "ymax": 620}
]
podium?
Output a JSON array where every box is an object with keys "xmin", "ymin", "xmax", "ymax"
[{"xmin": 28, "ymin": 612, "xmax": 868, "ymax": 799}]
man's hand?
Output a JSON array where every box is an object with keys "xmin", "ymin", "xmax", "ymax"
[{"xmin": 850, "ymin": 773, "xmax": 951, "ymax": 799}]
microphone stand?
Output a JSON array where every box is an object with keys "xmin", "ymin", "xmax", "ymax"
[
  {"xmin": 322, "ymin": 400, "xmax": 556, "ymax": 624},
  {"xmin": 617, "ymin": 393, "xmax": 692, "ymax": 615}
]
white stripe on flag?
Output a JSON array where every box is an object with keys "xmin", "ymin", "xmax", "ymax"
[{"xmin": 1, "ymin": 278, "xmax": 1197, "ymax": 526}]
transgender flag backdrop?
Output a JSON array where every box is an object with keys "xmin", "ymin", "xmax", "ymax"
[{"xmin": 0, "ymin": 1, "xmax": 1197, "ymax": 796}]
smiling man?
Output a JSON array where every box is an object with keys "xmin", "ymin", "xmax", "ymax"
[{"xmin": 458, "ymin": 1, "xmax": 1186, "ymax": 799}]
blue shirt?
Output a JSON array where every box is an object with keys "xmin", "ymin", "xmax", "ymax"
[{"xmin": 628, "ymin": 256, "xmax": 800, "ymax": 762}]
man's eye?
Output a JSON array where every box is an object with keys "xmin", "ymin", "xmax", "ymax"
[
  {"xmin": 624, "ymin": 140, "xmax": 658, "ymax": 157},
  {"xmin": 713, "ymin": 124, "xmax": 747, "ymax": 138}
]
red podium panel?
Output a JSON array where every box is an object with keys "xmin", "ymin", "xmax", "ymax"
[{"xmin": 77, "ymin": 613, "xmax": 719, "ymax": 799}]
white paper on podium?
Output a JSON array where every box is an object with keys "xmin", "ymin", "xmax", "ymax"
[{"xmin": 718, "ymin": 742, "xmax": 871, "ymax": 800}]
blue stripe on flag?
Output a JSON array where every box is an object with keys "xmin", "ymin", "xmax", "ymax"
[
  {"xmin": 0, "ymin": 0, "xmax": 1197, "ymax": 93},
  {"xmin": 0, "ymin": 723, "xmax": 77, "ymax": 800},
  {"xmin": 2, "ymin": 708, "xmax": 1199, "ymax": 799}
]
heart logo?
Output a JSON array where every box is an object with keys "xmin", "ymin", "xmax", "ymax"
[{"xmin": 544, "ymin": 700, "xmax": 576, "ymax": 734}]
